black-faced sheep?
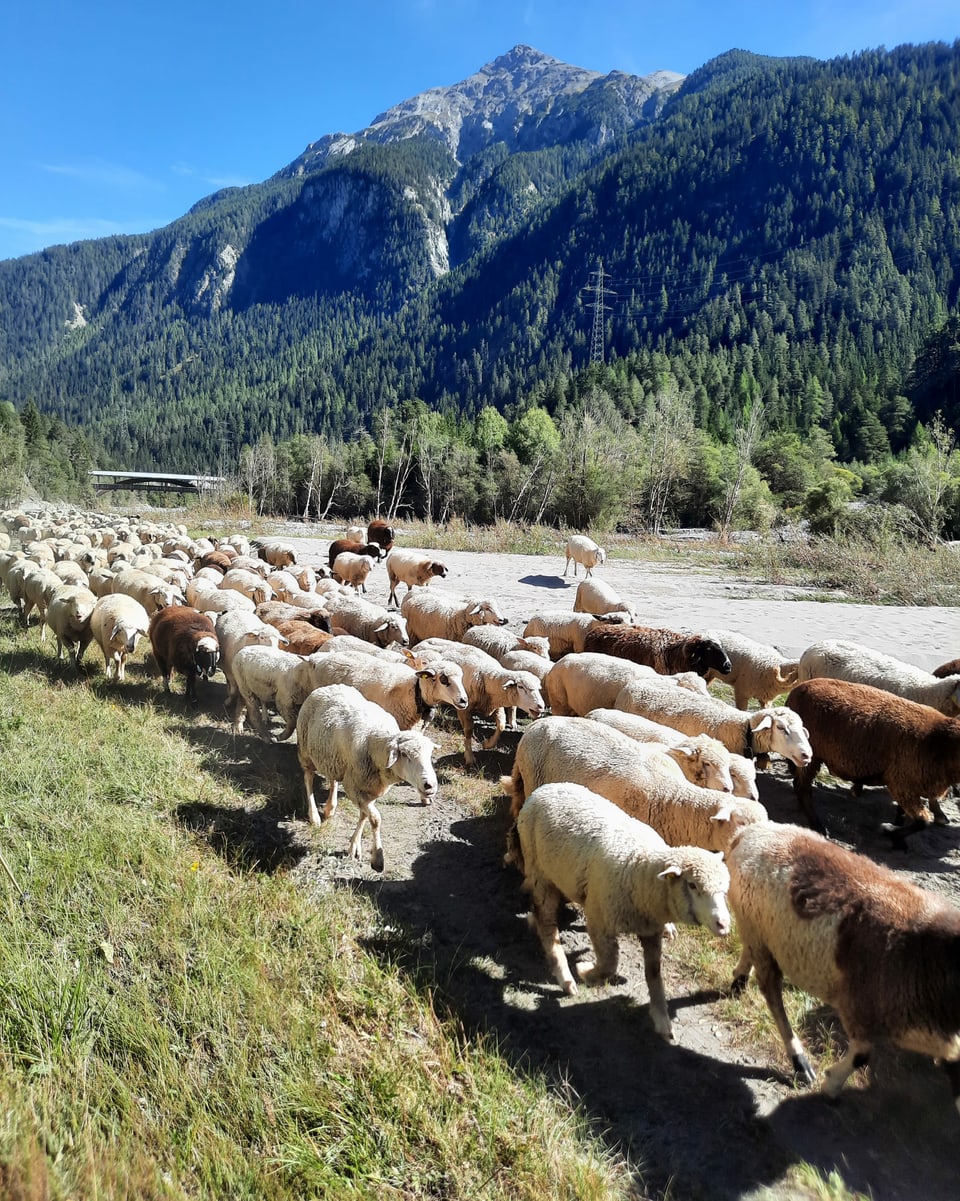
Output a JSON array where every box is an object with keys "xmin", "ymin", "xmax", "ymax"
[
  {"xmin": 583, "ymin": 625, "xmax": 732, "ymax": 679},
  {"xmin": 516, "ymin": 782, "xmax": 730, "ymax": 1039},
  {"xmin": 785, "ymin": 677, "xmax": 960, "ymax": 844},
  {"xmin": 296, "ymin": 683, "xmax": 438, "ymax": 870},
  {"xmin": 727, "ymin": 820, "xmax": 960, "ymax": 1113},
  {"xmin": 148, "ymin": 605, "xmax": 221, "ymax": 705}
]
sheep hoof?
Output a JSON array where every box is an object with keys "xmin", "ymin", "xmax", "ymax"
[
  {"xmin": 663, "ymin": 922, "xmax": 677, "ymax": 941},
  {"xmin": 730, "ymin": 973, "xmax": 749, "ymax": 996},
  {"xmin": 562, "ymin": 979, "xmax": 578, "ymax": 996},
  {"xmin": 371, "ymin": 849, "xmax": 384, "ymax": 873},
  {"xmin": 793, "ymin": 1053, "xmax": 816, "ymax": 1086}
]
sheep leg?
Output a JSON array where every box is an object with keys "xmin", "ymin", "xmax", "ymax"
[
  {"xmin": 752, "ymin": 947, "xmax": 816, "ymax": 1084},
  {"xmin": 639, "ymin": 932, "xmax": 673, "ymax": 1041},
  {"xmin": 504, "ymin": 705, "xmax": 519, "ymax": 731},
  {"xmin": 527, "ymin": 880, "xmax": 576, "ymax": 995},
  {"xmin": 880, "ymin": 814, "xmax": 929, "ymax": 849},
  {"xmin": 322, "ymin": 779, "xmax": 339, "ymax": 823},
  {"xmin": 481, "ymin": 708, "xmax": 507, "ymax": 750},
  {"xmin": 458, "ymin": 710, "xmax": 477, "ymax": 766},
  {"xmin": 792, "ymin": 761, "xmax": 826, "ymax": 833},
  {"xmin": 303, "ymin": 767, "xmax": 323, "ymax": 827},
  {"xmin": 349, "ymin": 799, "xmax": 384, "ymax": 872},
  {"xmin": 822, "ymin": 1037, "xmax": 872, "ymax": 1098},
  {"xmin": 929, "ymin": 795, "xmax": 950, "ymax": 825},
  {"xmin": 577, "ymin": 905, "xmax": 619, "ymax": 986}
]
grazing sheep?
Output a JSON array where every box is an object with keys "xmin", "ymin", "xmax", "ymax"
[
  {"xmin": 197, "ymin": 549, "xmax": 233, "ymax": 574},
  {"xmin": 585, "ymin": 708, "xmax": 735, "ymax": 794},
  {"xmin": 522, "ymin": 609, "xmax": 630, "ymax": 659},
  {"xmin": 296, "ymin": 683, "xmax": 438, "ymax": 870},
  {"xmin": 255, "ymin": 600, "xmax": 332, "ymax": 631},
  {"xmin": 332, "ymin": 551, "xmax": 375, "ymax": 593},
  {"xmin": 502, "ymin": 717, "xmax": 768, "ymax": 850},
  {"xmin": 385, "ymin": 548, "xmax": 449, "ymax": 607},
  {"xmin": 90, "ymin": 594, "xmax": 150, "ymax": 681},
  {"xmin": 413, "ymin": 639, "xmax": 545, "ymax": 765},
  {"xmin": 20, "ymin": 565, "xmax": 64, "ymax": 634},
  {"xmin": 401, "ymin": 588, "xmax": 507, "ymax": 645},
  {"xmin": 727, "ymin": 820, "xmax": 960, "ymax": 1113},
  {"xmin": 785, "ymin": 677, "xmax": 960, "ymax": 844},
  {"xmin": 321, "ymin": 594, "xmax": 408, "ymax": 647},
  {"xmin": 613, "ymin": 679, "xmax": 813, "ymax": 770},
  {"xmin": 573, "ymin": 578, "xmax": 638, "ymax": 622},
  {"xmin": 148, "ymin": 606, "xmax": 220, "ymax": 705},
  {"xmin": 702, "ymin": 628, "xmax": 799, "ymax": 709},
  {"xmin": 545, "ymin": 652, "xmax": 708, "ymax": 717},
  {"xmin": 515, "ymin": 782, "xmax": 730, "ymax": 1038},
  {"xmin": 366, "ymin": 519, "xmax": 395, "ymax": 554},
  {"xmin": 583, "ymin": 625, "xmax": 732, "ymax": 679},
  {"xmin": 564, "ymin": 535, "xmax": 605, "ymax": 578},
  {"xmin": 253, "ymin": 538, "xmax": 298, "ymax": 568},
  {"xmin": 44, "ymin": 584, "xmax": 98, "ymax": 668},
  {"xmin": 797, "ymin": 638, "xmax": 960, "ymax": 716},
  {"xmin": 327, "ymin": 539, "xmax": 385, "ymax": 570},
  {"xmin": 287, "ymin": 648, "xmax": 468, "ymax": 740}
]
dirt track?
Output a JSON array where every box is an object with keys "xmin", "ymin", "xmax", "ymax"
[{"xmin": 206, "ymin": 534, "xmax": 960, "ymax": 1200}]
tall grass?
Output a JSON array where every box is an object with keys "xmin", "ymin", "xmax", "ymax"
[{"xmin": 0, "ymin": 626, "xmax": 631, "ymax": 1200}]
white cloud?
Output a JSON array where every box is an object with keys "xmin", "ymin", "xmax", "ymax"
[
  {"xmin": 40, "ymin": 160, "xmax": 154, "ymax": 189},
  {"xmin": 171, "ymin": 162, "xmax": 252, "ymax": 189}
]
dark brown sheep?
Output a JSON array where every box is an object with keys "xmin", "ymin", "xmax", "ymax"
[
  {"xmin": 326, "ymin": 539, "xmax": 385, "ymax": 570},
  {"xmin": 149, "ymin": 605, "xmax": 220, "ymax": 705},
  {"xmin": 786, "ymin": 677, "xmax": 960, "ymax": 844},
  {"xmin": 255, "ymin": 601, "xmax": 332, "ymax": 632},
  {"xmin": 198, "ymin": 550, "xmax": 233, "ymax": 574},
  {"xmin": 582, "ymin": 625, "xmax": 732, "ymax": 678},
  {"xmin": 366, "ymin": 519, "xmax": 395, "ymax": 554},
  {"xmin": 934, "ymin": 657, "xmax": 960, "ymax": 679}
]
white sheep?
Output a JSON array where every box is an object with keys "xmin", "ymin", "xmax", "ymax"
[
  {"xmin": 111, "ymin": 567, "xmax": 185, "ymax": 615},
  {"xmin": 613, "ymin": 679, "xmax": 814, "ymax": 770},
  {"xmin": 522, "ymin": 609, "xmax": 630, "ymax": 659},
  {"xmin": 701, "ymin": 628, "xmax": 799, "ymax": 709},
  {"xmin": 412, "ymin": 639, "xmax": 545, "ymax": 765},
  {"xmin": 544, "ymin": 651, "xmax": 708, "ymax": 718},
  {"xmin": 188, "ymin": 578, "xmax": 257, "ymax": 615},
  {"xmin": 296, "ymin": 683, "xmax": 439, "ymax": 870},
  {"xmin": 585, "ymin": 708, "xmax": 735, "ymax": 794},
  {"xmin": 385, "ymin": 548, "xmax": 449, "ymax": 607},
  {"xmin": 462, "ymin": 627, "xmax": 550, "ymax": 662},
  {"xmin": 573, "ymin": 577, "xmax": 638, "ymax": 622},
  {"xmin": 400, "ymin": 588, "xmax": 507, "ymax": 645},
  {"xmin": 503, "ymin": 717, "xmax": 768, "ymax": 852},
  {"xmin": 563, "ymin": 534, "xmax": 606, "ymax": 578},
  {"xmin": 797, "ymin": 638, "xmax": 960, "ymax": 716},
  {"xmin": 321, "ymin": 593, "xmax": 409, "ymax": 647},
  {"xmin": 44, "ymin": 584, "xmax": 98, "ymax": 668},
  {"xmin": 253, "ymin": 538, "xmax": 298, "ymax": 568},
  {"xmin": 727, "ymin": 820, "xmax": 960, "ymax": 1113},
  {"xmin": 277, "ymin": 648, "xmax": 469, "ymax": 739},
  {"xmin": 332, "ymin": 551, "xmax": 375, "ymax": 593},
  {"xmin": 515, "ymin": 782, "xmax": 730, "ymax": 1039},
  {"xmin": 229, "ymin": 644, "xmax": 304, "ymax": 738},
  {"xmin": 90, "ymin": 593, "xmax": 151, "ymax": 681},
  {"xmin": 19, "ymin": 565, "xmax": 64, "ymax": 635},
  {"xmin": 220, "ymin": 567, "xmax": 275, "ymax": 608},
  {"xmin": 215, "ymin": 610, "xmax": 290, "ymax": 706}
]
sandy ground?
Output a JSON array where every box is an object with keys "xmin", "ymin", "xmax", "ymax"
[{"xmin": 226, "ymin": 535, "xmax": 960, "ymax": 1201}]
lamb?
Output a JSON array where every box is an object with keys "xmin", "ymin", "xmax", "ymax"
[
  {"xmin": 726, "ymin": 820, "xmax": 960, "ymax": 1113},
  {"xmin": 521, "ymin": 609, "xmax": 630, "ymax": 659},
  {"xmin": 44, "ymin": 584, "xmax": 98, "ymax": 668},
  {"xmin": 296, "ymin": 683, "xmax": 438, "ymax": 870},
  {"xmin": 253, "ymin": 538, "xmax": 298, "ymax": 568},
  {"xmin": 583, "ymin": 624, "xmax": 732, "ymax": 679},
  {"xmin": 573, "ymin": 577, "xmax": 638, "ymax": 622},
  {"xmin": 585, "ymin": 708, "xmax": 735, "ymax": 794},
  {"xmin": 785, "ymin": 677, "xmax": 960, "ymax": 844},
  {"xmin": 366, "ymin": 519, "xmax": 395, "ymax": 554},
  {"xmin": 90, "ymin": 593, "xmax": 151, "ymax": 681},
  {"xmin": 332, "ymin": 551, "xmax": 375, "ymax": 593},
  {"xmin": 385, "ymin": 548, "xmax": 449, "ymax": 607},
  {"xmin": 219, "ymin": 567, "xmax": 275, "ymax": 608},
  {"xmin": 797, "ymin": 638, "xmax": 960, "ymax": 716},
  {"xmin": 702, "ymin": 628, "xmax": 799, "ymax": 709},
  {"xmin": 502, "ymin": 717, "xmax": 767, "ymax": 851},
  {"xmin": 586, "ymin": 708, "xmax": 759, "ymax": 801},
  {"xmin": 400, "ymin": 588, "xmax": 508, "ymax": 645},
  {"xmin": 544, "ymin": 652, "xmax": 708, "ymax": 717},
  {"xmin": 321, "ymin": 594, "xmax": 408, "ymax": 647},
  {"xmin": 285, "ymin": 648, "xmax": 469, "ymax": 740},
  {"xmin": 326, "ymin": 539, "xmax": 385, "ymax": 569},
  {"xmin": 612, "ymin": 679, "xmax": 814, "ymax": 770},
  {"xmin": 148, "ymin": 605, "xmax": 221, "ymax": 705},
  {"xmin": 563, "ymin": 534, "xmax": 606, "ymax": 578},
  {"xmin": 215, "ymin": 610, "xmax": 290, "ymax": 706},
  {"xmin": 515, "ymin": 781, "xmax": 730, "ymax": 1036},
  {"xmin": 412, "ymin": 639, "xmax": 545, "ymax": 765}
]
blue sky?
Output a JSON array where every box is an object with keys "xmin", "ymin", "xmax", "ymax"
[{"xmin": 1, "ymin": 0, "xmax": 957, "ymax": 262}]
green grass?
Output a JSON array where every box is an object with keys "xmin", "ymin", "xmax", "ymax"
[{"xmin": 0, "ymin": 622, "xmax": 632, "ymax": 1200}]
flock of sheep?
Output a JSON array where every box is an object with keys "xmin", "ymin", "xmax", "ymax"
[{"xmin": 2, "ymin": 512, "xmax": 960, "ymax": 1122}]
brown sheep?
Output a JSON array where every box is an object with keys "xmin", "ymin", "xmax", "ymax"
[
  {"xmin": 583, "ymin": 625, "xmax": 732, "ymax": 678},
  {"xmin": 327, "ymin": 539, "xmax": 384, "ymax": 570},
  {"xmin": 367, "ymin": 519, "xmax": 395, "ymax": 554},
  {"xmin": 272, "ymin": 619, "xmax": 336, "ymax": 656},
  {"xmin": 255, "ymin": 601, "xmax": 332, "ymax": 632},
  {"xmin": 934, "ymin": 658, "xmax": 960, "ymax": 679},
  {"xmin": 785, "ymin": 677, "xmax": 960, "ymax": 845},
  {"xmin": 198, "ymin": 550, "xmax": 233, "ymax": 574},
  {"xmin": 149, "ymin": 605, "xmax": 221, "ymax": 705}
]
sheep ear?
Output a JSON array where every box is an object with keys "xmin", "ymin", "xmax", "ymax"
[
  {"xmin": 386, "ymin": 740, "xmax": 400, "ymax": 769},
  {"xmin": 278, "ymin": 635, "xmax": 290, "ymax": 646},
  {"xmin": 415, "ymin": 668, "xmax": 437, "ymax": 681},
  {"xmin": 711, "ymin": 804, "xmax": 734, "ymax": 824},
  {"xmin": 110, "ymin": 623, "xmax": 122, "ymax": 640},
  {"xmin": 658, "ymin": 864, "xmax": 683, "ymax": 879},
  {"xmin": 752, "ymin": 714, "xmax": 773, "ymax": 732},
  {"xmin": 503, "ymin": 678, "xmax": 518, "ymax": 690},
  {"xmin": 674, "ymin": 745, "xmax": 694, "ymax": 758},
  {"xmin": 467, "ymin": 604, "xmax": 481, "ymax": 616},
  {"xmin": 374, "ymin": 622, "xmax": 388, "ymax": 633}
]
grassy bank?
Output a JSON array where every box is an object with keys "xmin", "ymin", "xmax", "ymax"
[{"xmin": 0, "ymin": 620, "xmax": 631, "ymax": 1200}]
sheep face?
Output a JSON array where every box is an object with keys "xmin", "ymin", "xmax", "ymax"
[
  {"xmin": 751, "ymin": 708, "xmax": 813, "ymax": 767},
  {"xmin": 416, "ymin": 666, "xmax": 469, "ymax": 711},
  {"xmin": 467, "ymin": 599, "xmax": 508, "ymax": 627},
  {"xmin": 194, "ymin": 636, "xmax": 220, "ymax": 680},
  {"xmin": 505, "ymin": 675, "xmax": 546, "ymax": 718},
  {"xmin": 692, "ymin": 637, "xmax": 732, "ymax": 676},
  {"xmin": 659, "ymin": 854, "xmax": 731, "ymax": 936},
  {"xmin": 373, "ymin": 615, "xmax": 409, "ymax": 647},
  {"xmin": 388, "ymin": 732, "xmax": 439, "ymax": 805}
]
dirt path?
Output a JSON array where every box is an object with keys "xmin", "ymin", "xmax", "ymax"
[{"xmin": 244, "ymin": 534, "xmax": 960, "ymax": 1200}]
